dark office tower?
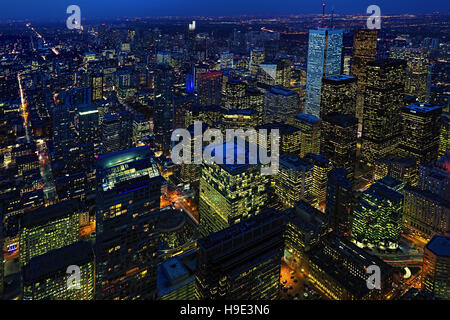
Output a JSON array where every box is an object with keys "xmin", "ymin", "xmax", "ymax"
[
  {"xmin": 77, "ymin": 105, "xmax": 100, "ymax": 145},
  {"xmin": 320, "ymin": 75, "xmax": 357, "ymax": 118},
  {"xmin": 19, "ymin": 200, "xmax": 82, "ymax": 266},
  {"xmin": 199, "ymin": 142, "xmax": 270, "ymax": 237},
  {"xmin": 352, "ymin": 181, "xmax": 403, "ymax": 249},
  {"xmin": 196, "ymin": 209, "xmax": 284, "ymax": 300},
  {"xmin": 305, "ymin": 29, "xmax": 344, "ymax": 117},
  {"xmin": 398, "ymin": 104, "xmax": 442, "ymax": 165},
  {"xmin": 101, "ymin": 113, "xmax": 121, "ymax": 153},
  {"xmin": 95, "ymin": 146, "xmax": 163, "ymax": 300},
  {"xmin": 153, "ymin": 64, "xmax": 175, "ymax": 155},
  {"xmin": 22, "ymin": 241, "xmax": 95, "ymax": 300},
  {"xmin": 63, "ymin": 86, "xmax": 92, "ymax": 107},
  {"xmin": 361, "ymin": 60, "xmax": 407, "ymax": 166},
  {"xmin": 321, "ymin": 113, "xmax": 358, "ymax": 180},
  {"xmin": 101, "ymin": 111, "xmax": 133, "ymax": 154},
  {"xmin": 198, "ymin": 71, "xmax": 223, "ymax": 106},
  {"xmin": 264, "ymin": 86, "xmax": 300, "ymax": 124},
  {"xmin": 326, "ymin": 168, "xmax": 353, "ymax": 235},
  {"xmin": 422, "ymin": 235, "xmax": 450, "ymax": 299},
  {"xmin": 306, "ymin": 231, "xmax": 394, "ymax": 300},
  {"xmin": 351, "ymin": 29, "xmax": 378, "ymax": 125},
  {"xmin": 52, "ymin": 104, "xmax": 76, "ymax": 162},
  {"xmin": 89, "ymin": 73, "xmax": 103, "ymax": 103},
  {"xmin": 224, "ymin": 80, "xmax": 246, "ymax": 110}
]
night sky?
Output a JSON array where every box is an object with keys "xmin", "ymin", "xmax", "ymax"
[{"xmin": 0, "ymin": 0, "xmax": 448, "ymax": 21}]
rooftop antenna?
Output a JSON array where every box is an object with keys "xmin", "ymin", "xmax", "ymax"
[
  {"xmin": 331, "ymin": 7, "xmax": 334, "ymax": 29},
  {"xmin": 321, "ymin": 2, "xmax": 326, "ymax": 28}
]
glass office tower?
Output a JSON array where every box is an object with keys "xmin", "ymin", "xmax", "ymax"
[{"xmin": 305, "ymin": 29, "xmax": 343, "ymax": 118}]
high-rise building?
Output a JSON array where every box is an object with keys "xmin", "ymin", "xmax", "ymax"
[
  {"xmin": 224, "ymin": 80, "xmax": 246, "ymax": 110},
  {"xmin": 305, "ymin": 29, "xmax": 343, "ymax": 117},
  {"xmin": 373, "ymin": 157, "xmax": 418, "ymax": 186},
  {"xmin": 351, "ymin": 29, "xmax": 378, "ymax": 126},
  {"xmin": 320, "ymin": 75, "xmax": 357, "ymax": 118},
  {"xmin": 275, "ymin": 154, "xmax": 314, "ymax": 208},
  {"xmin": 22, "ymin": 241, "xmax": 95, "ymax": 300},
  {"xmin": 293, "ymin": 113, "xmax": 321, "ymax": 158},
  {"xmin": 198, "ymin": 142, "xmax": 270, "ymax": 237},
  {"xmin": 305, "ymin": 153, "xmax": 333, "ymax": 209},
  {"xmin": 198, "ymin": 71, "xmax": 223, "ymax": 106},
  {"xmin": 306, "ymin": 231, "xmax": 394, "ymax": 300},
  {"xmin": 250, "ymin": 48, "xmax": 265, "ymax": 77},
  {"xmin": 321, "ymin": 113, "xmax": 358, "ymax": 180},
  {"xmin": 403, "ymin": 153, "xmax": 450, "ymax": 240},
  {"xmin": 89, "ymin": 73, "xmax": 104, "ymax": 103},
  {"xmin": 95, "ymin": 146, "xmax": 163, "ymax": 299},
  {"xmin": 352, "ymin": 181, "xmax": 403, "ymax": 249},
  {"xmin": 153, "ymin": 64, "xmax": 175, "ymax": 155},
  {"xmin": 284, "ymin": 201, "xmax": 328, "ymax": 267},
  {"xmin": 422, "ymin": 235, "xmax": 450, "ymax": 299},
  {"xmin": 440, "ymin": 115, "xmax": 450, "ymax": 157},
  {"xmin": 264, "ymin": 86, "xmax": 300, "ymax": 124},
  {"xmin": 77, "ymin": 104, "xmax": 100, "ymax": 145},
  {"xmin": 196, "ymin": 209, "xmax": 284, "ymax": 300},
  {"xmin": 220, "ymin": 51, "xmax": 234, "ymax": 70},
  {"xmin": 398, "ymin": 104, "xmax": 442, "ymax": 165},
  {"xmin": 326, "ymin": 168, "xmax": 353, "ymax": 235},
  {"xmin": 101, "ymin": 111, "xmax": 133, "ymax": 154},
  {"xmin": 361, "ymin": 60, "xmax": 407, "ymax": 166},
  {"xmin": 19, "ymin": 200, "xmax": 82, "ymax": 266},
  {"xmin": 390, "ymin": 47, "xmax": 430, "ymax": 102}
]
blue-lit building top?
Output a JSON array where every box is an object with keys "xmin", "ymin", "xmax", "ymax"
[{"xmin": 305, "ymin": 28, "xmax": 343, "ymax": 118}]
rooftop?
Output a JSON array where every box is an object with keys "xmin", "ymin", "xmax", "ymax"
[{"xmin": 426, "ymin": 235, "xmax": 450, "ymax": 257}]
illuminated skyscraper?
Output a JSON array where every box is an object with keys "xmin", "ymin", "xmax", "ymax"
[
  {"xmin": 224, "ymin": 80, "xmax": 246, "ymax": 110},
  {"xmin": 390, "ymin": 47, "xmax": 430, "ymax": 102},
  {"xmin": 305, "ymin": 153, "xmax": 333, "ymax": 209},
  {"xmin": 154, "ymin": 63, "xmax": 175, "ymax": 155},
  {"xmin": 439, "ymin": 114, "xmax": 449, "ymax": 157},
  {"xmin": 198, "ymin": 71, "xmax": 223, "ymax": 106},
  {"xmin": 275, "ymin": 154, "xmax": 314, "ymax": 209},
  {"xmin": 19, "ymin": 200, "xmax": 82, "ymax": 266},
  {"xmin": 264, "ymin": 86, "xmax": 300, "ymax": 124},
  {"xmin": 22, "ymin": 241, "xmax": 95, "ymax": 300},
  {"xmin": 321, "ymin": 113, "xmax": 358, "ymax": 180},
  {"xmin": 361, "ymin": 60, "xmax": 407, "ymax": 166},
  {"xmin": 220, "ymin": 51, "xmax": 234, "ymax": 70},
  {"xmin": 305, "ymin": 28, "xmax": 343, "ymax": 117},
  {"xmin": 398, "ymin": 103, "xmax": 442, "ymax": 165},
  {"xmin": 196, "ymin": 209, "xmax": 284, "ymax": 300},
  {"xmin": 198, "ymin": 142, "xmax": 270, "ymax": 237},
  {"xmin": 293, "ymin": 113, "xmax": 321, "ymax": 158},
  {"xmin": 351, "ymin": 29, "xmax": 378, "ymax": 126},
  {"xmin": 422, "ymin": 235, "xmax": 450, "ymax": 299},
  {"xmin": 403, "ymin": 153, "xmax": 450, "ymax": 240},
  {"xmin": 320, "ymin": 75, "xmax": 357, "ymax": 118},
  {"xmin": 95, "ymin": 146, "xmax": 163, "ymax": 299},
  {"xmin": 352, "ymin": 181, "xmax": 403, "ymax": 249},
  {"xmin": 250, "ymin": 48, "xmax": 265, "ymax": 77}
]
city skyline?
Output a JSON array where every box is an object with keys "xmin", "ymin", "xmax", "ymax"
[{"xmin": 0, "ymin": 0, "xmax": 450, "ymax": 22}]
